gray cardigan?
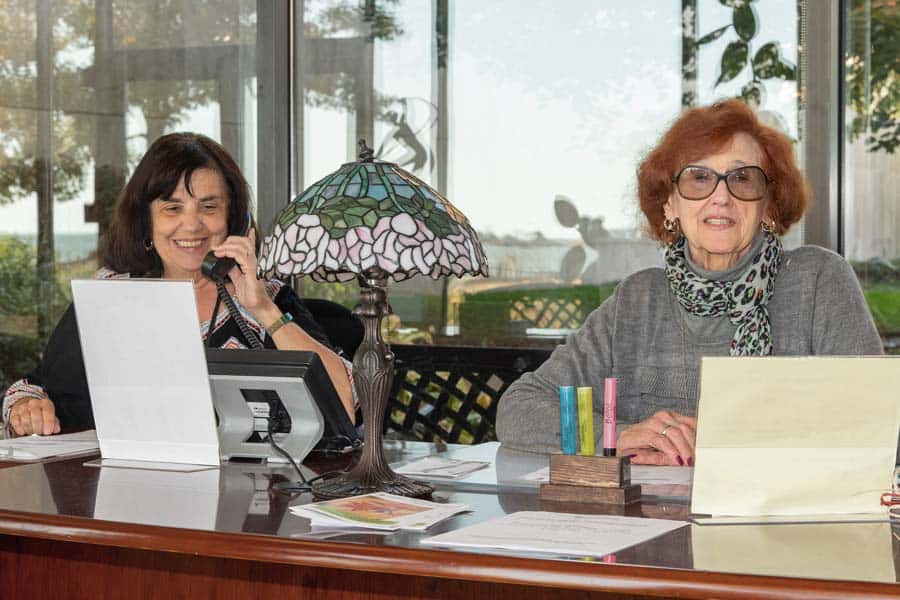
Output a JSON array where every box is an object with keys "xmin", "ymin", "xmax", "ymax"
[{"xmin": 496, "ymin": 245, "xmax": 884, "ymax": 453}]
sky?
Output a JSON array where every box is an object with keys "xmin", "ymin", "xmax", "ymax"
[{"xmin": 0, "ymin": 0, "xmax": 799, "ymax": 240}]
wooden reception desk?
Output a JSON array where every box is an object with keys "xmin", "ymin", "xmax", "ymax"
[{"xmin": 0, "ymin": 441, "xmax": 897, "ymax": 599}]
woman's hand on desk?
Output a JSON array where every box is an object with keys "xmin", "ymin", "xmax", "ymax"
[
  {"xmin": 8, "ymin": 396, "xmax": 60, "ymax": 436},
  {"xmin": 617, "ymin": 410, "xmax": 696, "ymax": 466}
]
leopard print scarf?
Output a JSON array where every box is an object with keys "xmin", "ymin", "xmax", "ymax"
[{"xmin": 664, "ymin": 233, "xmax": 783, "ymax": 356}]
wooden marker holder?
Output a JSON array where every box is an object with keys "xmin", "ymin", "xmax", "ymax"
[{"xmin": 540, "ymin": 454, "xmax": 641, "ymax": 505}]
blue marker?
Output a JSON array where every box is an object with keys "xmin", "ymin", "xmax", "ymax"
[{"xmin": 559, "ymin": 386, "xmax": 577, "ymax": 455}]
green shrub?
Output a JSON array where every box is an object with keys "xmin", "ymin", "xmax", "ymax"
[
  {"xmin": 852, "ymin": 258, "xmax": 900, "ymax": 285},
  {"xmin": 0, "ymin": 236, "xmax": 69, "ymax": 321},
  {"xmin": 460, "ymin": 284, "xmax": 618, "ymax": 340},
  {"xmin": 463, "ymin": 284, "xmax": 618, "ymax": 306},
  {"xmin": 293, "ymin": 279, "xmax": 358, "ymax": 309},
  {"xmin": 863, "ymin": 284, "xmax": 900, "ymax": 333},
  {"xmin": 0, "ymin": 237, "xmax": 39, "ymax": 316}
]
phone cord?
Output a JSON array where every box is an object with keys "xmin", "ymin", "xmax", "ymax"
[
  {"xmin": 214, "ymin": 279, "xmax": 264, "ymax": 349},
  {"xmin": 205, "ymin": 293, "xmax": 222, "ymax": 348}
]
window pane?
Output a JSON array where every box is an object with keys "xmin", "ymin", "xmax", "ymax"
[
  {"xmin": 843, "ymin": 0, "xmax": 900, "ymax": 354},
  {"xmin": 0, "ymin": 0, "xmax": 260, "ymax": 389},
  {"xmin": 295, "ymin": 1, "xmax": 805, "ymax": 348}
]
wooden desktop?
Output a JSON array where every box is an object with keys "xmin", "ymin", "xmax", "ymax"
[{"xmin": 0, "ymin": 442, "xmax": 897, "ymax": 600}]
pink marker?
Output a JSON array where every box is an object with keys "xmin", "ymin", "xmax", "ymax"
[{"xmin": 603, "ymin": 377, "xmax": 617, "ymax": 457}]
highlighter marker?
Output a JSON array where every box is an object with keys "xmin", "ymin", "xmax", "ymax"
[
  {"xmin": 603, "ymin": 377, "xmax": 617, "ymax": 457},
  {"xmin": 559, "ymin": 386, "xmax": 577, "ymax": 455},
  {"xmin": 576, "ymin": 387, "xmax": 595, "ymax": 456}
]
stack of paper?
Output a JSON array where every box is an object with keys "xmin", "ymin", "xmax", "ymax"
[
  {"xmin": 0, "ymin": 430, "xmax": 99, "ymax": 461},
  {"xmin": 394, "ymin": 456, "xmax": 490, "ymax": 479},
  {"xmin": 290, "ymin": 492, "xmax": 470, "ymax": 531}
]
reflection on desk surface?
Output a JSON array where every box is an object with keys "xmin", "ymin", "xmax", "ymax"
[
  {"xmin": 94, "ymin": 467, "xmax": 221, "ymax": 529},
  {"xmin": 391, "ymin": 442, "xmax": 692, "ymax": 501},
  {"xmin": 0, "ymin": 440, "xmax": 897, "ymax": 588},
  {"xmin": 692, "ymin": 521, "xmax": 897, "ymax": 583}
]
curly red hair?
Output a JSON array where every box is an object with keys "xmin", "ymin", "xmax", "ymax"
[{"xmin": 638, "ymin": 100, "xmax": 810, "ymax": 245}]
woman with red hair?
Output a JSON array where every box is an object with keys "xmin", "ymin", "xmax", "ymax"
[{"xmin": 498, "ymin": 100, "xmax": 882, "ymax": 464}]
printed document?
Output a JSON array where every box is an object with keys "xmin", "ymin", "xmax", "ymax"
[
  {"xmin": 423, "ymin": 511, "xmax": 688, "ymax": 557},
  {"xmin": 394, "ymin": 456, "xmax": 490, "ymax": 479},
  {"xmin": 0, "ymin": 430, "xmax": 99, "ymax": 461}
]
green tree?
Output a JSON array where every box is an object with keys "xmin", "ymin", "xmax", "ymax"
[
  {"xmin": 0, "ymin": 0, "xmax": 262, "ymax": 207},
  {"xmin": 694, "ymin": 0, "xmax": 797, "ymax": 107},
  {"xmin": 302, "ymin": 0, "xmax": 404, "ymax": 117},
  {"xmin": 0, "ymin": 0, "xmax": 407, "ymax": 208},
  {"xmin": 846, "ymin": 0, "xmax": 899, "ymax": 153},
  {"xmin": 0, "ymin": 0, "xmax": 94, "ymax": 206}
]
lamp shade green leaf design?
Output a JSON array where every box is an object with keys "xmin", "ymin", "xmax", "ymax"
[{"xmin": 260, "ymin": 143, "xmax": 489, "ymax": 283}]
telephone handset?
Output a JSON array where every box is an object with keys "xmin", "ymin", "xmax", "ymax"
[
  {"xmin": 201, "ymin": 209, "xmax": 264, "ymax": 350},
  {"xmin": 201, "ymin": 209, "xmax": 253, "ymax": 282}
]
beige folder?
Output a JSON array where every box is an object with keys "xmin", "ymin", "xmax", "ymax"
[
  {"xmin": 691, "ymin": 521, "xmax": 896, "ymax": 583},
  {"xmin": 690, "ymin": 356, "xmax": 899, "ymax": 519}
]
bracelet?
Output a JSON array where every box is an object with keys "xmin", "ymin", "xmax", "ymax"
[{"xmin": 265, "ymin": 312, "xmax": 293, "ymax": 337}]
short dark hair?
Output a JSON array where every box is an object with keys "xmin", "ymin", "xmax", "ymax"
[
  {"xmin": 101, "ymin": 132, "xmax": 254, "ymax": 276},
  {"xmin": 638, "ymin": 100, "xmax": 810, "ymax": 244}
]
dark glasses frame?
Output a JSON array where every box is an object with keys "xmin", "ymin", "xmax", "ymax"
[{"xmin": 671, "ymin": 165, "xmax": 772, "ymax": 202}]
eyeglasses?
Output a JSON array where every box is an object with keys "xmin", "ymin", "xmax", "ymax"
[{"xmin": 672, "ymin": 165, "xmax": 771, "ymax": 202}]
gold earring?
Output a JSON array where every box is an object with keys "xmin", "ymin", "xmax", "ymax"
[
  {"xmin": 663, "ymin": 218, "xmax": 679, "ymax": 234},
  {"xmin": 760, "ymin": 219, "xmax": 776, "ymax": 234}
]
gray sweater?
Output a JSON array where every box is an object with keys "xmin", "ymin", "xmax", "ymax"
[{"xmin": 496, "ymin": 244, "xmax": 884, "ymax": 453}]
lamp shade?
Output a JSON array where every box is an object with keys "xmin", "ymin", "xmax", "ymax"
[{"xmin": 259, "ymin": 143, "xmax": 488, "ymax": 282}]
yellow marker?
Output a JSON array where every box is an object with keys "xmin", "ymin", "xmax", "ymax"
[{"xmin": 576, "ymin": 386, "xmax": 595, "ymax": 456}]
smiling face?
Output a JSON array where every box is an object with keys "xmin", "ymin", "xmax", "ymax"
[
  {"xmin": 664, "ymin": 132, "xmax": 769, "ymax": 272},
  {"xmin": 150, "ymin": 168, "xmax": 230, "ymax": 280}
]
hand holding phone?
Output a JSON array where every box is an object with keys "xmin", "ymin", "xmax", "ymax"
[
  {"xmin": 201, "ymin": 251, "xmax": 237, "ymax": 282},
  {"xmin": 201, "ymin": 209, "xmax": 253, "ymax": 282},
  {"xmin": 199, "ymin": 210, "xmax": 265, "ymax": 349}
]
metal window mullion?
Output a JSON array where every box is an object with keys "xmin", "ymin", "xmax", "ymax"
[
  {"xmin": 256, "ymin": 0, "xmax": 292, "ymax": 236},
  {"xmin": 800, "ymin": 0, "xmax": 842, "ymax": 254}
]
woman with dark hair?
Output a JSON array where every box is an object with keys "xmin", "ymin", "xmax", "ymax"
[
  {"xmin": 3, "ymin": 133, "xmax": 354, "ymax": 436},
  {"xmin": 497, "ymin": 100, "xmax": 882, "ymax": 464}
]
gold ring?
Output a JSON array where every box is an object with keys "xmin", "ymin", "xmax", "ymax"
[{"xmin": 661, "ymin": 426, "xmax": 671, "ymax": 436}]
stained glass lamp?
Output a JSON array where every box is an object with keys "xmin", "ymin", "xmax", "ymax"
[{"xmin": 259, "ymin": 140, "xmax": 488, "ymax": 499}]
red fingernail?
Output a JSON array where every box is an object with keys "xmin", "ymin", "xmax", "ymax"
[
  {"xmin": 688, "ymin": 457, "xmax": 694, "ymax": 467},
  {"xmin": 677, "ymin": 456, "xmax": 684, "ymax": 466},
  {"xmin": 625, "ymin": 454, "xmax": 637, "ymax": 459}
]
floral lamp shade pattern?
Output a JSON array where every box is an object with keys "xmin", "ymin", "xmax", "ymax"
[{"xmin": 259, "ymin": 155, "xmax": 489, "ymax": 282}]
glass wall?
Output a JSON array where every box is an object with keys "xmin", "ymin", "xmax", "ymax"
[
  {"xmin": 0, "ymin": 1, "xmax": 896, "ymax": 391},
  {"xmin": 296, "ymin": 0, "xmax": 806, "ymax": 347},
  {"xmin": 0, "ymin": 0, "xmax": 264, "ymax": 389},
  {"xmin": 843, "ymin": 0, "xmax": 900, "ymax": 354}
]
